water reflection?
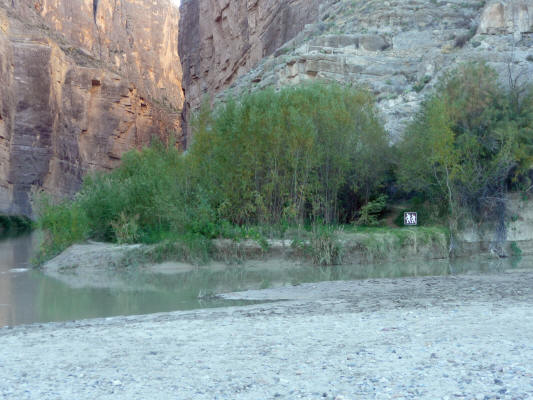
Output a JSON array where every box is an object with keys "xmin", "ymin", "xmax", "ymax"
[
  {"xmin": 1, "ymin": 234, "xmax": 532, "ymax": 327},
  {"xmin": 34, "ymin": 277, "xmax": 245, "ymax": 323}
]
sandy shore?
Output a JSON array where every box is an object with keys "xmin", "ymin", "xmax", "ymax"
[{"xmin": 1, "ymin": 271, "xmax": 533, "ymax": 399}]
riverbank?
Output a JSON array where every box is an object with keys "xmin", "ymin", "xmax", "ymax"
[
  {"xmin": 39, "ymin": 221, "xmax": 533, "ymax": 291},
  {"xmin": 44, "ymin": 226, "xmax": 450, "ymax": 265},
  {"xmin": 36, "ymin": 194, "xmax": 533, "ymax": 276},
  {"xmin": 39, "ymin": 227, "xmax": 450, "ymax": 288},
  {"xmin": 1, "ymin": 271, "xmax": 533, "ymax": 399}
]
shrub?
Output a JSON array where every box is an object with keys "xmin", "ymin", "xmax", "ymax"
[
  {"xmin": 34, "ymin": 141, "xmax": 213, "ymax": 261},
  {"xmin": 510, "ymin": 241, "xmax": 523, "ymax": 258},
  {"xmin": 413, "ymin": 75, "xmax": 431, "ymax": 93},
  {"xmin": 76, "ymin": 142, "xmax": 199, "ymax": 242},
  {"xmin": 309, "ymin": 225, "xmax": 344, "ymax": 266},
  {"xmin": 35, "ymin": 195, "xmax": 90, "ymax": 263},
  {"xmin": 397, "ymin": 62, "xmax": 533, "ymax": 250},
  {"xmin": 36, "ymin": 82, "xmax": 392, "ymax": 263},
  {"xmin": 356, "ymin": 195, "xmax": 387, "ymax": 226},
  {"xmin": 111, "ymin": 213, "xmax": 140, "ymax": 244},
  {"xmin": 190, "ymin": 82, "xmax": 391, "ymax": 226},
  {"xmin": 118, "ymin": 233, "xmax": 213, "ymax": 267},
  {"xmin": 454, "ymin": 26, "xmax": 477, "ymax": 48}
]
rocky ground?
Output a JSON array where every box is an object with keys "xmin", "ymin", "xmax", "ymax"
[{"xmin": 1, "ymin": 270, "xmax": 533, "ymax": 399}]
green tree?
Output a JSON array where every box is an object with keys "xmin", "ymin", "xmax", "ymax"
[
  {"xmin": 190, "ymin": 82, "xmax": 391, "ymax": 226},
  {"xmin": 398, "ymin": 62, "xmax": 531, "ymax": 253}
]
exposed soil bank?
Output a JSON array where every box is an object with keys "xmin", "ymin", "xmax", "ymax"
[
  {"xmin": 40, "ymin": 227, "xmax": 533, "ymax": 291},
  {"xmin": 40, "ymin": 229, "xmax": 447, "ymax": 289},
  {"xmin": 43, "ymin": 227, "xmax": 449, "ymax": 269},
  {"xmin": 1, "ymin": 271, "xmax": 533, "ymax": 399}
]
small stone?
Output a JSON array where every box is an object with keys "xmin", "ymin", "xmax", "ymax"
[{"xmin": 494, "ymin": 378, "xmax": 503, "ymax": 385}]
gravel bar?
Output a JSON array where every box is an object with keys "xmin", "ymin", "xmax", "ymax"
[{"xmin": 1, "ymin": 271, "xmax": 533, "ymax": 400}]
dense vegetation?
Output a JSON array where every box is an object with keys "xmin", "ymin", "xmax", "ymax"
[
  {"xmin": 190, "ymin": 84, "xmax": 390, "ymax": 226},
  {"xmin": 0, "ymin": 214, "xmax": 33, "ymax": 239},
  {"xmin": 37, "ymin": 64, "xmax": 533, "ymax": 263},
  {"xmin": 398, "ymin": 63, "xmax": 533, "ymax": 252},
  {"xmin": 37, "ymin": 83, "xmax": 392, "ymax": 262}
]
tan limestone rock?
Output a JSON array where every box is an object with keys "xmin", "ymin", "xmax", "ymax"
[{"xmin": 479, "ymin": 0, "xmax": 533, "ymax": 35}]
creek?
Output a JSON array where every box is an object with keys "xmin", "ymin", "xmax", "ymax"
[{"xmin": 0, "ymin": 233, "xmax": 531, "ymax": 326}]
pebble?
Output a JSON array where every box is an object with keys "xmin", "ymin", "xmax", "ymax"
[{"xmin": 1, "ymin": 274, "xmax": 533, "ymax": 399}]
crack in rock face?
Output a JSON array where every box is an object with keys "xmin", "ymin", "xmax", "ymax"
[{"xmin": 93, "ymin": 0, "xmax": 98, "ymax": 21}]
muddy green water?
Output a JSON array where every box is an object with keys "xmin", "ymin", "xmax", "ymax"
[{"xmin": 0, "ymin": 234, "xmax": 531, "ymax": 327}]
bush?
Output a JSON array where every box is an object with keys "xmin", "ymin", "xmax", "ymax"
[
  {"xmin": 76, "ymin": 142, "xmax": 199, "ymax": 242},
  {"xmin": 111, "ymin": 213, "xmax": 140, "ymax": 244},
  {"xmin": 397, "ymin": 62, "xmax": 533, "ymax": 250},
  {"xmin": 510, "ymin": 241, "xmax": 523, "ymax": 258},
  {"xmin": 190, "ymin": 82, "xmax": 391, "ymax": 225},
  {"xmin": 356, "ymin": 195, "xmax": 387, "ymax": 226},
  {"xmin": 35, "ymin": 195, "xmax": 90, "ymax": 263},
  {"xmin": 35, "ymin": 82, "xmax": 392, "ymax": 263},
  {"xmin": 309, "ymin": 225, "xmax": 344, "ymax": 266},
  {"xmin": 34, "ymin": 142, "xmax": 209, "ymax": 261}
]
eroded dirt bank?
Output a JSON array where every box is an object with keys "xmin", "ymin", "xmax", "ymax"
[{"xmin": 1, "ymin": 271, "xmax": 533, "ymax": 399}]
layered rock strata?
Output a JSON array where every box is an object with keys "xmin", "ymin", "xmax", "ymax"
[
  {"xmin": 179, "ymin": 0, "xmax": 334, "ymax": 139},
  {"xmin": 0, "ymin": 0, "xmax": 183, "ymax": 216},
  {"xmin": 180, "ymin": 0, "xmax": 533, "ymax": 139}
]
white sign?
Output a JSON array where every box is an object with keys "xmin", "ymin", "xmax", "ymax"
[{"xmin": 404, "ymin": 212, "xmax": 417, "ymax": 226}]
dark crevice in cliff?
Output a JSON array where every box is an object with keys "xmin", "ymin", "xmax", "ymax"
[{"xmin": 93, "ymin": 0, "xmax": 99, "ymax": 21}]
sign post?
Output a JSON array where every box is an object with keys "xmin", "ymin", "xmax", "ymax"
[{"xmin": 404, "ymin": 212, "xmax": 418, "ymax": 226}]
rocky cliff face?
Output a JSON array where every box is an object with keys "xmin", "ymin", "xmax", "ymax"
[
  {"xmin": 180, "ymin": 0, "xmax": 533, "ymax": 138},
  {"xmin": 0, "ymin": 0, "xmax": 183, "ymax": 216},
  {"xmin": 3, "ymin": 0, "xmax": 532, "ymax": 216},
  {"xmin": 179, "ymin": 0, "xmax": 333, "ymax": 139}
]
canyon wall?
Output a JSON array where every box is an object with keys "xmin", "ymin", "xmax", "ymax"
[
  {"xmin": 179, "ymin": 0, "xmax": 333, "ymax": 139},
  {"xmin": 0, "ymin": 0, "xmax": 183, "ymax": 216},
  {"xmin": 3, "ymin": 0, "xmax": 533, "ymax": 216},
  {"xmin": 180, "ymin": 0, "xmax": 533, "ymax": 138}
]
